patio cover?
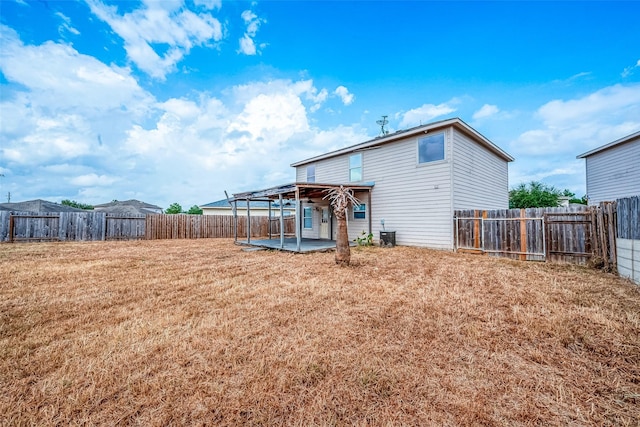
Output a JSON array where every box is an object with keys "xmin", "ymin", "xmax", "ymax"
[{"xmin": 231, "ymin": 182, "xmax": 374, "ymax": 252}]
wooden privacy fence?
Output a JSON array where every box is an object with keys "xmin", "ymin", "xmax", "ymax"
[
  {"xmin": 0, "ymin": 211, "xmax": 296, "ymax": 242},
  {"xmin": 0, "ymin": 211, "xmax": 146, "ymax": 242},
  {"xmin": 454, "ymin": 204, "xmax": 617, "ymax": 266},
  {"xmin": 144, "ymin": 214, "xmax": 296, "ymax": 240}
]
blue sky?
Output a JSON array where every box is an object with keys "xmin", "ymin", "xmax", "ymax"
[{"xmin": 1, "ymin": 0, "xmax": 639, "ymax": 209}]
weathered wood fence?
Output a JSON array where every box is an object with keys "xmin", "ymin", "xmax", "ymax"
[
  {"xmin": 144, "ymin": 214, "xmax": 296, "ymax": 240},
  {"xmin": 454, "ymin": 203, "xmax": 617, "ymax": 266},
  {"xmin": 0, "ymin": 211, "xmax": 147, "ymax": 242},
  {"xmin": 0, "ymin": 212, "xmax": 296, "ymax": 243}
]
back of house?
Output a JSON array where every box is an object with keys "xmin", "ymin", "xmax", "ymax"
[{"xmin": 291, "ymin": 117, "xmax": 513, "ymax": 249}]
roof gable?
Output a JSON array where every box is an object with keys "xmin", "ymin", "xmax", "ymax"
[
  {"xmin": 291, "ymin": 117, "xmax": 514, "ymax": 167},
  {"xmin": 576, "ymin": 130, "xmax": 640, "ymax": 158}
]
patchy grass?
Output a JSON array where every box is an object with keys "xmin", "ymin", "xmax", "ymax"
[{"xmin": 1, "ymin": 239, "xmax": 639, "ymax": 426}]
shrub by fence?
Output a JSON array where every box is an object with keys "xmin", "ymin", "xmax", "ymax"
[{"xmin": 0, "ymin": 211, "xmax": 295, "ymax": 243}]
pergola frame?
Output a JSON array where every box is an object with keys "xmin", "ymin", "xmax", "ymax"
[{"xmin": 231, "ymin": 182, "xmax": 374, "ymax": 252}]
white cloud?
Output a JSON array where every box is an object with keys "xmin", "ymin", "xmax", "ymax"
[
  {"xmin": 55, "ymin": 12, "xmax": 80, "ymax": 36},
  {"xmin": 472, "ymin": 104, "xmax": 499, "ymax": 120},
  {"xmin": 193, "ymin": 0, "xmax": 221, "ymax": 10},
  {"xmin": 238, "ymin": 34, "xmax": 256, "ymax": 55},
  {"xmin": 537, "ymin": 84, "xmax": 640, "ymax": 127},
  {"xmin": 512, "ymin": 84, "xmax": 640, "ymax": 157},
  {"xmin": 114, "ymin": 79, "xmax": 366, "ymax": 206},
  {"xmin": 69, "ymin": 174, "xmax": 119, "ymax": 186},
  {"xmin": 0, "ymin": 25, "xmax": 151, "ymax": 112},
  {"xmin": 334, "ymin": 86, "xmax": 354, "ymax": 106},
  {"xmin": 508, "ymin": 83, "xmax": 640, "ymax": 194},
  {"xmin": 85, "ymin": 0, "xmax": 223, "ymax": 80},
  {"xmin": 0, "ymin": 23, "xmax": 370, "ymax": 207},
  {"xmin": 621, "ymin": 59, "xmax": 640, "ymax": 78},
  {"xmin": 398, "ymin": 101, "xmax": 457, "ymax": 128},
  {"xmin": 238, "ymin": 9, "xmax": 266, "ymax": 56}
]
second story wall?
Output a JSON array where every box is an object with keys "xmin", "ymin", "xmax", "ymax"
[
  {"xmin": 452, "ymin": 128, "xmax": 509, "ymax": 210},
  {"xmin": 585, "ymin": 138, "xmax": 640, "ymax": 205},
  {"xmin": 295, "ymin": 128, "xmax": 455, "ymax": 248}
]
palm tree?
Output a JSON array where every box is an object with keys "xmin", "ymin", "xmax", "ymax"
[{"xmin": 324, "ymin": 186, "xmax": 360, "ymax": 266}]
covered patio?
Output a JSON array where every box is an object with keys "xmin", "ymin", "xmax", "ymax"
[
  {"xmin": 229, "ymin": 182, "xmax": 374, "ymax": 253},
  {"xmin": 237, "ymin": 237, "xmax": 355, "ymax": 253}
]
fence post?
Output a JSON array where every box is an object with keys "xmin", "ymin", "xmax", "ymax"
[
  {"xmin": 8, "ymin": 214, "xmax": 14, "ymax": 243},
  {"xmin": 473, "ymin": 210, "xmax": 480, "ymax": 250},
  {"xmin": 520, "ymin": 209, "xmax": 527, "ymax": 261},
  {"xmin": 543, "ymin": 213, "xmax": 549, "ymax": 261}
]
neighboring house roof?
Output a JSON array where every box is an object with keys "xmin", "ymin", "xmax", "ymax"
[
  {"xmin": 201, "ymin": 199, "xmax": 295, "ymax": 209},
  {"xmin": 576, "ymin": 130, "xmax": 640, "ymax": 158},
  {"xmin": 93, "ymin": 199, "xmax": 162, "ymax": 215},
  {"xmin": 0, "ymin": 199, "xmax": 86, "ymax": 212},
  {"xmin": 291, "ymin": 117, "xmax": 514, "ymax": 167}
]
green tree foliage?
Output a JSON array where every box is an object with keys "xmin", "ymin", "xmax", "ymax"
[
  {"xmin": 187, "ymin": 205, "xmax": 203, "ymax": 215},
  {"xmin": 61, "ymin": 199, "xmax": 94, "ymax": 210},
  {"xmin": 165, "ymin": 202, "xmax": 184, "ymax": 214},
  {"xmin": 509, "ymin": 181, "xmax": 561, "ymax": 209},
  {"xmin": 561, "ymin": 189, "xmax": 588, "ymax": 205}
]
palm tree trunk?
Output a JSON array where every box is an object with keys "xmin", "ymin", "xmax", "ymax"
[
  {"xmin": 324, "ymin": 185, "xmax": 359, "ymax": 266},
  {"xmin": 335, "ymin": 211, "xmax": 350, "ymax": 266}
]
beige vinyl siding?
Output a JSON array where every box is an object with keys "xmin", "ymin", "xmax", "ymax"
[
  {"xmin": 585, "ymin": 138, "xmax": 640, "ymax": 205},
  {"xmin": 365, "ymin": 132, "xmax": 453, "ymax": 248},
  {"xmin": 296, "ymin": 130, "xmax": 454, "ymax": 249},
  {"xmin": 296, "ymin": 158, "xmax": 349, "ymax": 183},
  {"xmin": 451, "ymin": 128, "xmax": 509, "ymax": 210}
]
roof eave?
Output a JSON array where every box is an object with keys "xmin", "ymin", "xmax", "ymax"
[{"xmin": 576, "ymin": 130, "xmax": 640, "ymax": 159}]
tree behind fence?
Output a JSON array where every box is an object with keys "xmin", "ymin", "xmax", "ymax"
[{"xmin": 0, "ymin": 211, "xmax": 295, "ymax": 242}]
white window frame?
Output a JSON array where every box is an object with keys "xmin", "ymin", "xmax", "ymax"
[
  {"xmin": 349, "ymin": 153, "xmax": 362, "ymax": 182},
  {"xmin": 306, "ymin": 165, "xmax": 316, "ymax": 183},
  {"xmin": 303, "ymin": 207, "xmax": 313, "ymax": 229},
  {"xmin": 417, "ymin": 132, "xmax": 446, "ymax": 164},
  {"xmin": 353, "ymin": 203, "xmax": 366, "ymax": 220}
]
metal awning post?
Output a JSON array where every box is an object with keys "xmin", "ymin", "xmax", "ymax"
[
  {"xmin": 367, "ymin": 190, "xmax": 372, "ymax": 235},
  {"xmin": 279, "ymin": 194, "xmax": 284, "ymax": 249},
  {"xmin": 268, "ymin": 200, "xmax": 272, "ymax": 240},
  {"xmin": 247, "ymin": 199, "xmax": 251, "ymax": 244}
]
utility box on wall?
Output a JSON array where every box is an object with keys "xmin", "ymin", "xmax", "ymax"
[{"xmin": 380, "ymin": 231, "xmax": 396, "ymax": 247}]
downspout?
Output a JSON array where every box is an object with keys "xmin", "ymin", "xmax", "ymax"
[{"xmin": 296, "ymin": 188, "xmax": 301, "ymax": 252}]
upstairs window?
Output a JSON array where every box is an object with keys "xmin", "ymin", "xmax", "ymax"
[
  {"xmin": 418, "ymin": 133, "xmax": 445, "ymax": 164},
  {"xmin": 353, "ymin": 204, "xmax": 366, "ymax": 220},
  {"xmin": 349, "ymin": 153, "xmax": 362, "ymax": 182},
  {"xmin": 306, "ymin": 165, "xmax": 315, "ymax": 183}
]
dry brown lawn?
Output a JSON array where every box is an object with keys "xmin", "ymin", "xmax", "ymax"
[{"xmin": 1, "ymin": 239, "xmax": 639, "ymax": 426}]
